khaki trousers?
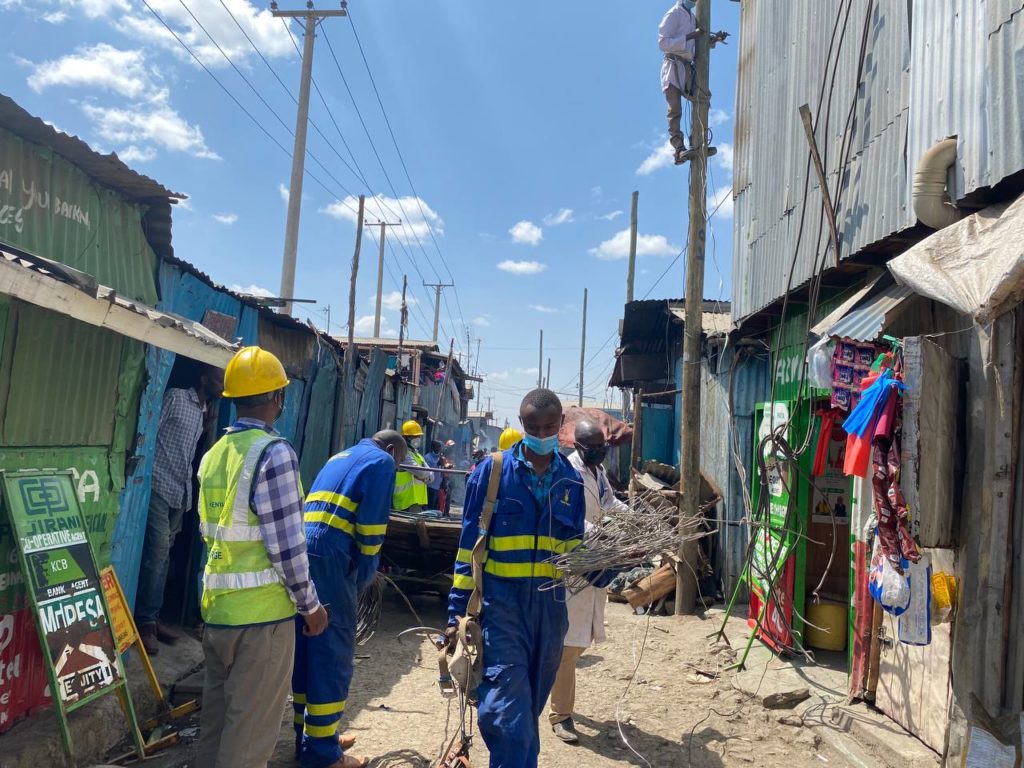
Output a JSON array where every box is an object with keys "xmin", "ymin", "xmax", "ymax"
[
  {"xmin": 548, "ymin": 645, "xmax": 586, "ymax": 725},
  {"xmin": 197, "ymin": 620, "xmax": 295, "ymax": 768},
  {"xmin": 665, "ymin": 84, "xmax": 685, "ymax": 151}
]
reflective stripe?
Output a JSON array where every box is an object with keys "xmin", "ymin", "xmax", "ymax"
[
  {"xmin": 484, "ymin": 560, "xmax": 561, "ymax": 579},
  {"xmin": 452, "ymin": 573, "xmax": 475, "ymax": 590},
  {"xmin": 293, "ymin": 713, "xmax": 304, "ymax": 724},
  {"xmin": 490, "ymin": 535, "xmax": 534, "ymax": 551},
  {"xmin": 488, "ymin": 535, "xmax": 578, "ymax": 554},
  {"xmin": 199, "ymin": 521, "xmax": 263, "ymax": 542},
  {"xmin": 306, "ymin": 490, "xmax": 358, "ymax": 513},
  {"xmin": 393, "ymin": 478, "xmax": 416, "ymax": 494},
  {"xmin": 306, "ymin": 700, "xmax": 346, "ymax": 716},
  {"xmin": 304, "ymin": 721, "xmax": 340, "ymax": 738},
  {"xmin": 204, "ymin": 568, "xmax": 282, "ymax": 590},
  {"xmin": 231, "ymin": 435, "xmax": 281, "ymax": 527},
  {"xmin": 357, "ymin": 523, "xmax": 387, "ymax": 536},
  {"xmin": 292, "ymin": 693, "xmax": 306, "ymax": 704},
  {"xmin": 358, "ymin": 541, "xmax": 382, "ymax": 556},
  {"xmin": 305, "ymin": 510, "xmax": 356, "ymax": 536},
  {"xmin": 455, "ymin": 547, "xmax": 473, "ymax": 564}
]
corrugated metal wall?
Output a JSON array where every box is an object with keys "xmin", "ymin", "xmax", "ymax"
[
  {"xmin": 733, "ymin": 0, "xmax": 913, "ymax": 322},
  {"xmin": 735, "ymin": 0, "xmax": 1024, "ymax": 324}
]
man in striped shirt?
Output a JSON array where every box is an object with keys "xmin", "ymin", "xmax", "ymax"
[{"xmin": 292, "ymin": 430, "xmax": 407, "ymax": 768}]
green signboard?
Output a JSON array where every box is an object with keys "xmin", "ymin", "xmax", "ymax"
[{"xmin": 1, "ymin": 470, "xmax": 142, "ymax": 761}]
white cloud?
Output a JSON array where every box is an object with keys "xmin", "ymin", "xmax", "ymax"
[
  {"xmin": 598, "ymin": 210, "xmax": 624, "ymax": 221},
  {"xmin": 542, "ymin": 208, "xmax": 574, "ymax": 226},
  {"xmin": 353, "ymin": 314, "xmax": 398, "ymax": 338},
  {"xmin": 528, "ymin": 304, "xmax": 560, "ymax": 314},
  {"xmin": 472, "ymin": 315, "xmax": 491, "ymax": 327},
  {"xmin": 488, "ymin": 366, "xmax": 539, "ymax": 381},
  {"xmin": 229, "ymin": 284, "xmax": 274, "ymax": 298},
  {"xmin": 709, "ymin": 185, "xmax": 734, "ymax": 219},
  {"xmin": 636, "ymin": 141, "xmax": 675, "ymax": 176},
  {"xmin": 709, "ymin": 108, "xmax": 730, "ymax": 127},
  {"xmin": 176, "ymin": 198, "xmax": 193, "ymax": 211},
  {"xmin": 715, "ymin": 142, "xmax": 734, "ymax": 173},
  {"xmin": 83, "ymin": 101, "xmax": 219, "ymax": 160},
  {"xmin": 111, "ymin": 0, "xmax": 295, "ymax": 70},
  {"xmin": 118, "ymin": 145, "xmax": 157, "ymax": 163},
  {"xmin": 278, "ymin": 183, "xmax": 289, "ymax": 203},
  {"xmin": 43, "ymin": 10, "xmax": 67, "ymax": 23},
  {"xmin": 373, "ymin": 291, "xmax": 416, "ymax": 311},
  {"xmin": 322, "ymin": 194, "xmax": 443, "ymax": 245},
  {"xmin": 515, "ymin": 366, "xmax": 539, "ymax": 375},
  {"xmin": 509, "ymin": 220, "xmax": 543, "ymax": 246},
  {"xmin": 588, "ymin": 229, "xmax": 679, "ymax": 261},
  {"xmin": 497, "ymin": 260, "xmax": 546, "ymax": 275},
  {"xmin": 28, "ymin": 44, "xmax": 149, "ymax": 98},
  {"xmin": 62, "ymin": 0, "xmax": 132, "ymax": 18},
  {"xmin": 213, "ymin": 213, "xmax": 238, "ymax": 225}
]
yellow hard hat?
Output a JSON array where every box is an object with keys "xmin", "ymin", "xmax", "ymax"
[
  {"xmin": 222, "ymin": 346, "xmax": 289, "ymax": 398},
  {"xmin": 402, "ymin": 419, "xmax": 424, "ymax": 437},
  {"xmin": 499, "ymin": 427, "xmax": 523, "ymax": 451}
]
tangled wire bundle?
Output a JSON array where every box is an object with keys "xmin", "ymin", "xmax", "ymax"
[
  {"xmin": 356, "ymin": 573, "xmax": 385, "ymax": 645},
  {"xmin": 547, "ymin": 487, "xmax": 710, "ymax": 592}
]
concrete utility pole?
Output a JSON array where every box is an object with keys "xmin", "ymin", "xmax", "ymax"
[
  {"xmin": 345, "ymin": 195, "xmax": 365, "ymax": 389},
  {"xmin": 423, "ymin": 282, "xmax": 454, "ymax": 342},
  {"xmin": 371, "ymin": 220, "xmax": 401, "ymax": 337},
  {"xmin": 537, "ymin": 330, "xmax": 544, "ymax": 388},
  {"xmin": 675, "ymin": 0, "xmax": 712, "ymax": 616},
  {"xmin": 578, "ymin": 287, "xmax": 588, "ymax": 406},
  {"xmin": 273, "ymin": 2, "xmax": 347, "ymax": 316},
  {"xmin": 546, "ymin": 358, "xmax": 551, "ymax": 390}
]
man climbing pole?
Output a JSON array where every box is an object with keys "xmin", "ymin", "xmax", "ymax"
[{"xmin": 660, "ymin": 0, "xmax": 697, "ymax": 165}]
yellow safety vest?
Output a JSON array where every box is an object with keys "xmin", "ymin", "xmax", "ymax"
[
  {"xmin": 393, "ymin": 449, "xmax": 429, "ymax": 510},
  {"xmin": 198, "ymin": 429, "xmax": 296, "ymax": 626}
]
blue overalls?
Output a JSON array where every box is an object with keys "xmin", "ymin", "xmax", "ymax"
[
  {"xmin": 447, "ymin": 447, "xmax": 586, "ymax": 768},
  {"xmin": 293, "ymin": 439, "xmax": 396, "ymax": 768}
]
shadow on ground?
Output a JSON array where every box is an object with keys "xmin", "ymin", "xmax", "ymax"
[{"xmin": 574, "ymin": 714, "xmax": 726, "ymax": 768}]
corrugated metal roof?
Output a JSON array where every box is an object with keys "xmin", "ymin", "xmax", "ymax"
[
  {"xmin": 826, "ymin": 282, "xmax": 915, "ymax": 342},
  {"xmin": 0, "ymin": 94, "xmax": 182, "ymax": 203},
  {"xmin": 733, "ymin": 0, "xmax": 914, "ymax": 324}
]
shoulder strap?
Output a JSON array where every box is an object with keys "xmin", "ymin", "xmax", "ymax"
[{"xmin": 466, "ymin": 452, "xmax": 503, "ymax": 618}]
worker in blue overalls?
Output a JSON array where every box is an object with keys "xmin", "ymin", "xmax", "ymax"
[
  {"xmin": 445, "ymin": 388, "xmax": 587, "ymax": 768},
  {"xmin": 292, "ymin": 430, "xmax": 408, "ymax": 768}
]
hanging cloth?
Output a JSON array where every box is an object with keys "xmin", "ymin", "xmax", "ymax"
[{"xmin": 812, "ymin": 409, "xmax": 839, "ymax": 476}]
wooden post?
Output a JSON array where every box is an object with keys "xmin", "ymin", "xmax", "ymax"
[
  {"xmin": 579, "ymin": 287, "xmax": 588, "ymax": 406},
  {"xmin": 626, "ymin": 191, "xmax": 639, "ymax": 302},
  {"xmin": 343, "ymin": 195, "xmax": 365, "ymax": 429},
  {"xmin": 675, "ymin": 0, "xmax": 712, "ymax": 616}
]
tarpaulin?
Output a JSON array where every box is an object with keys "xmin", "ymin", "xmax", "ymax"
[
  {"xmin": 0, "ymin": 608, "xmax": 50, "ymax": 732},
  {"xmin": 889, "ymin": 193, "xmax": 1024, "ymax": 323},
  {"xmin": 558, "ymin": 407, "xmax": 634, "ymax": 448}
]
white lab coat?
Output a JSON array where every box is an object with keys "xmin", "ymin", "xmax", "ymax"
[
  {"xmin": 564, "ymin": 451, "xmax": 629, "ymax": 648},
  {"xmin": 659, "ymin": 2, "xmax": 696, "ymax": 93}
]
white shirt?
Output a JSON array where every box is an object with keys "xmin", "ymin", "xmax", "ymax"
[
  {"xmin": 659, "ymin": 2, "xmax": 696, "ymax": 93},
  {"xmin": 564, "ymin": 451, "xmax": 630, "ymax": 648}
]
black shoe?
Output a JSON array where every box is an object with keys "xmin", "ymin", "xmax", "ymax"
[{"xmin": 552, "ymin": 719, "xmax": 579, "ymax": 744}]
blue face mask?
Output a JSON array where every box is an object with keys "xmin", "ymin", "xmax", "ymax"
[
  {"xmin": 522, "ymin": 432, "xmax": 560, "ymax": 456},
  {"xmin": 680, "ymin": 0, "xmax": 695, "ymax": 10}
]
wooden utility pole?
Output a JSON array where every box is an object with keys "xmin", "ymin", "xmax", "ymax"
[
  {"xmin": 344, "ymin": 196, "xmax": 365, "ymax": 391},
  {"xmin": 537, "ymin": 330, "xmax": 544, "ymax": 388},
  {"xmin": 423, "ymin": 282, "xmax": 454, "ymax": 342},
  {"xmin": 371, "ymin": 220, "xmax": 401, "ymax": 337},
  {"xmin": 474, "ymin": 338, "xmax": 481, "ymax": 376},
  {"xmin": 578, "ymin": 287, "xmax": 588, "ymax": 406},
  {"xmin": 624, "ymin": 191, "xmax": 639, "ymax": 420},
  {"xmin": 546, "ymin": 358, "xmax": 551, "ymax": 390},
  {"xmin": 674, "ymin": 0, "xmax": 712, "ymax": 616},
  {"xmin": 274, "ymin": 3, "xmax": 347, "ymax": 315}
]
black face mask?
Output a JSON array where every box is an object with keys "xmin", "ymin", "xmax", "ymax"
[{"xmin": 579, "ymin": 445, "xmax": 608, "ymax": 466}]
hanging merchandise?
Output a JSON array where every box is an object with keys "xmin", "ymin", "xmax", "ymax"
[
  {"xmin": 898, "ymin": 556, "xmax": 932, "ymax": 646},
  {"xmin": 829, "ymin": 339, "xmax": 878, "ymax": 411},
  {"xmin": 812, "ymin": 409, "xmax": 839, "ymax": 476},
  {"xmin": 869, "ymin": 538, "xmax": 911, "ymax": 615},
  {"xmin": 931, "ymin": 571, "xmax": 957, "ymax": 623},
  {"xmin": 808, "ymin": 336, "xmax": 835, "ymax": 390}
]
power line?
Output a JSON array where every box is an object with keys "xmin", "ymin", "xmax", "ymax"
[{"xmin": 345, "ymin": 6, "xmax": 468, "ymax": 337}]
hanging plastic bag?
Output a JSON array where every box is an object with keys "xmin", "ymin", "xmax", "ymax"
[
  {"xmin": 868, "ymin": 537, "xmax": 910, "ymax": 615},
  {"xmin": 898, "ymin": 555, "xmax": 932, "ymax": 645},
  {"xmin": 931, "ymin": 571, "xmax": 957, "ymax": 624},
  {"xmin": 807, "ymin": 335, "xmax": 835, "ymax": 390}
]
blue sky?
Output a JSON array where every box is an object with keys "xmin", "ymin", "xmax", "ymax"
[{"xmin": 0, "ymin": 0, "xmax": 739, "ymax": 424}]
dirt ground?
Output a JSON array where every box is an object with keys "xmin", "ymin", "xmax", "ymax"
[{"xmin": 139, "ymin": 590, "xmax": 875, "ymax": 768}]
